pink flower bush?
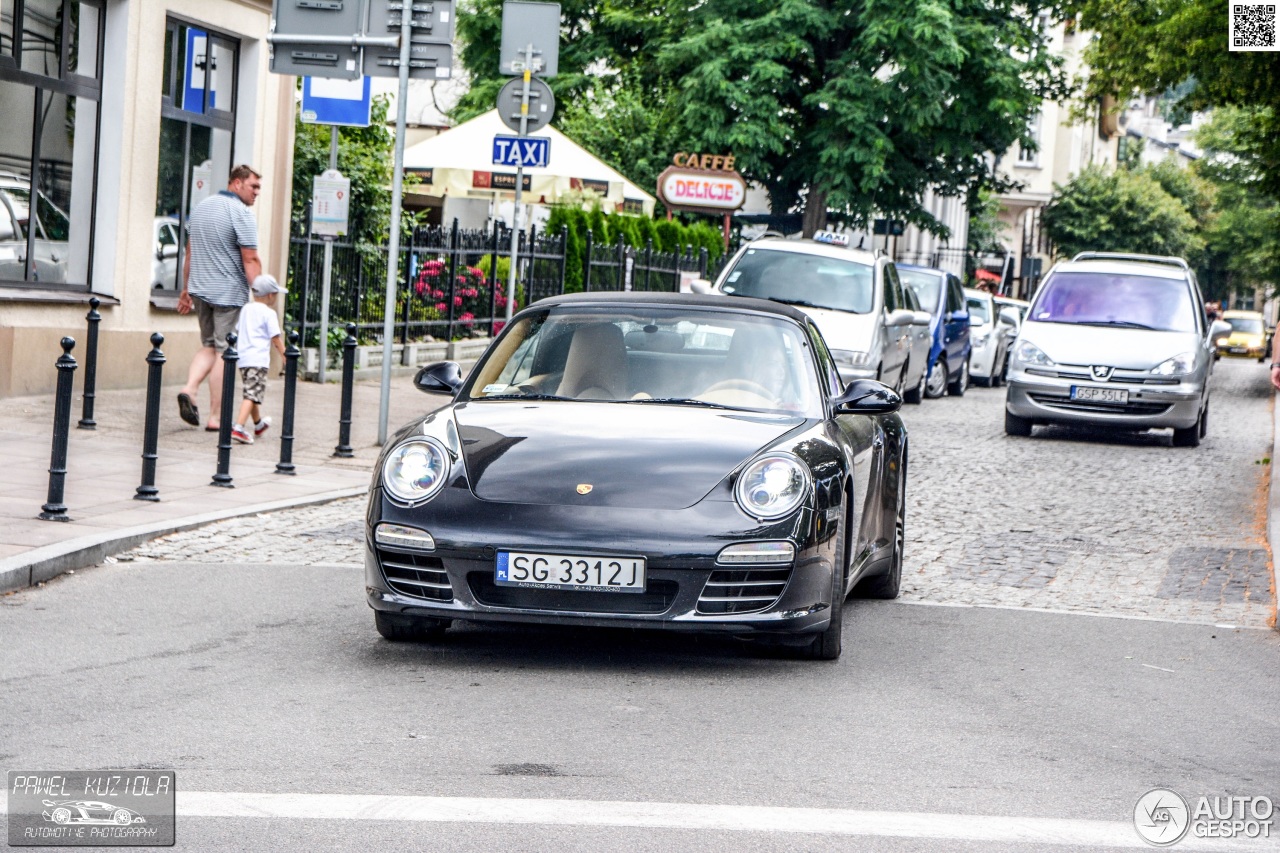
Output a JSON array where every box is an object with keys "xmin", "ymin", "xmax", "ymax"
[{"xmin": 413, "ymin": 256, "xmax": 515, "ymax": 337}]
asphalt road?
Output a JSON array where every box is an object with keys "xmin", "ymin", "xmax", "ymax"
[{"xmin": 1, "ymin": 360, "xmax": 1278, "ymax": 851}]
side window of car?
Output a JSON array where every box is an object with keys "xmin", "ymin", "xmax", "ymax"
[
  {"xmin": 902, "ymin": 283, "xmax": 921, "ymax": 312},
  {"xmin": 808, "ymin": 323, "xmax": 843, "ymax": 398},
  {"xmin": 946, "ymin": 277, "xmax": 964, "ymax": 314},
  {"xmin": 882, "ymin": 264, "xmax": 902, "ymax": 313}
]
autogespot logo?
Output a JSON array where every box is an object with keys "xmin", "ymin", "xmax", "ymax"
[{"xmin": 1135, "ymin": 789, "xmax": 1191, "ymax": 846}]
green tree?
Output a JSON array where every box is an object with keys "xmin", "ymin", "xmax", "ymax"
[
  {"xmin": 659, "ymin": 0, "xmax": 1068, "ymax": 236},
  {"xmin": 1072, "ymin": 0, "xmax": 1280, "ymax": 198},
  {"xmin": 1042, "ymin": 166, "xmax": 1204, "ymax": 260},
  {"xmin": 291, "ymin": 94, "xmax": 397, "ymax": 246},
  {"xmin": 965, "ymin": 188, "xmax": 1004, "ymax": 255},
  {"xmin": 454, "ymin": 0, "xmax": 1065, "ymax": 239}
]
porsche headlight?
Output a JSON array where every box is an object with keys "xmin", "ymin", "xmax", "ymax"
[
  {"xmin": 734, "ymin": 454, "xmax": 810, "ymax": 520},
  {"xmin": 1151, "ymin": 352, "xmax": 1195, "ymax": 376},
  {"xmin": 382, "ymin": 437, "xmax": 451, "ymax": 504},
  {"xmin": 1013, "ymin": 339, "xmax": 1054, "ymax": 367}
]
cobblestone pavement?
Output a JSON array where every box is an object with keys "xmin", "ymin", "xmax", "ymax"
[{"xmin": 122, "ymin": 359, "xmax": 1277, "ymax": 628}]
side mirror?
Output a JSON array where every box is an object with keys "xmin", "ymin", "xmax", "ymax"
[
  {"xmin": 414, "ymin": 361, "xmax": 464, "ymax": 395},
  {"xmin": 157, "ymin": 244, "xmax": 178, "ymax": 261},
  {"xmin": 946, "ymin": 310, "xmax": 969, "ymax": 323},
  {"xmin": 688, "ymin": 278, "xmax": 714, "ymax": 294},
  {"xmin": 911, "ymin": 310, "xmax": 932, "ymax": 326},
  {"xmin": 832, "ymin": 378, "xmax": 902, "ymax": 415},
  {"xmin": 998, "ymin": 307, "xmax": 1019, "ymax": 327},
  {"xmin": 1208, "ymin": 320, "xmax": 1232, "ymax": 340},
  {"xmin": 885, "ymin": 309, "xmax": 915, "ymax": 327}
]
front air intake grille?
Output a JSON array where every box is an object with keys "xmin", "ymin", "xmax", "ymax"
[
  {"xmin": 468, "ymin": 574, "xmax": 678, "ymax": 614},
  {"xmin": 378, "ymin": 549, "xmax": 453, "ymax": 602},
  {"xmin": 697, "ymin": 567, "xmax": 791, "ymax": 614},
  {"xmin": 1027, "ymin": 393, "xmax": 1171, "ymax": 416}
]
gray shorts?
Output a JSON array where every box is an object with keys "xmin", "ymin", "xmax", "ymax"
[
  {"xmin": 240, "ymin": 367, "xmax": 268, "ymax": 404},
  {"xmin": 195, "ymin": 296, "xmax": 241, "ymax": 351}
]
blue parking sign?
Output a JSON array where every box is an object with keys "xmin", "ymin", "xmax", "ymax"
[
  {"xmin": 492, "ymin": 135, "xmax": 551, "ymax": 168},
  {"xmin": 301, "ymin": 77, "xmax": 372, "ymax": 128}
]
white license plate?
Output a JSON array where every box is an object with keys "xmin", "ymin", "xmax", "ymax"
[
  {"xmin": 1229, "ymin": 347, "xmax": 1247, "ymax": 353},
  {"xmin": 1071, "ymin": 386, "xmax": 1129, "ymax": 404},
  {"xmin": 496, "ymin": 551, "xmax": 646, "ymax": 593}
]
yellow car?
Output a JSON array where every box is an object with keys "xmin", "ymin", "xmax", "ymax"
[{"xmin": 1215, "ymin": 310, "xmax": 1269, "ymax": 361}]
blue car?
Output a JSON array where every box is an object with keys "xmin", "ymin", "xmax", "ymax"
[{"xmin": 897, "ymin": 264, "xmax": 972, "ymax": 398}]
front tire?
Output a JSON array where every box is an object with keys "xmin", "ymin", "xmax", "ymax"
[
  {"xmin": 1172, "ymin": 407, "xmax": 1205, "ymax": 447},
  {"xmin": 374, "ymin": 611, "xmax": 451, "ymax": 642},
  {"xmin": 796, "ymin": 511, "xmax": 847, "ymax": 660},
  {"xmin": 948, "ymin": 357, "xmax": 969, "ymax": 396},
  {"xmin": 924, "ymin": 359, "xmax": 948, "ymax": 399},
  {"xmin": 858, "ymin": 459, "xmax": 905, "ymax": 600},
  {"xmin": 1005, "ymin": 409, "xmax": 1033, "ymax": 437},
  {"xmin": 902, "ymin": 361, "xmax": 925, "ymax": 404}
]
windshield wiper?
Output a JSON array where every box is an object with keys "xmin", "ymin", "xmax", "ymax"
[
  {"xmin": 765, "ymin": 297, "xmax": 829, "ymax": 310},
  {"xmin": 1076, "ymin": 320, "xmax": 1159, "ymax": 330},
  {"xmin": 620, "ymin": 397, "xmax": 737, "ymax": 409},
  {"xmin": 479, "ymin": 393, "xmax": 574, "ymax": 401}
]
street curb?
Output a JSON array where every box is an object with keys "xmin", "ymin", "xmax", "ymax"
[
  {"xmin": 1270, "ymin": 391, "xmax": 1279, "ymax": 632},
  {"xmin": 0, "ymin": 486, "xmax": 369, "ymax": 595}
]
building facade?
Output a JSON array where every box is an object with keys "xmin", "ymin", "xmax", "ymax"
[
  {"xmin": 0, "ymin": 0, "xmax": 295, "ymax": 397},
  {"xmin": 991, "ymin": 20, "xmax": 1121, "ymax": 300}
]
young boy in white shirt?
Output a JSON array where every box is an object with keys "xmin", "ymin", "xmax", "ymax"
[{"xmin": 232, "ymin": 275, "xmax": 287, "ymax": 444}]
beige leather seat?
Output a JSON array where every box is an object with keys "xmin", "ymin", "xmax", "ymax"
[{"xmin": 558, "ymin": 323, "xmax": 629, "ymax": 399}]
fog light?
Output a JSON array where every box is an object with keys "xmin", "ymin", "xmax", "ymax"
[
  {"xmin": 716, "ymin": 541, "xmax": 795, "ymax": 565},
  {"xmin": 375, "ymin": 523, "xmax": 436, "ymax": 550}
]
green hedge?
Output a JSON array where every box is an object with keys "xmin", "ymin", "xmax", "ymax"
[{"xmin": 546, "ymin": 205, "xmax": 727, "ymax": 293}]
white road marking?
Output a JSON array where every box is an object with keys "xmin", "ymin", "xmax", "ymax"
[
  {"xmin": 169, "ymin": 792, "xmax": 1280, "ymax": 850},
  {"xmin": 897, "ymin": 599, "xmax": 1273, "ymax": 630}
]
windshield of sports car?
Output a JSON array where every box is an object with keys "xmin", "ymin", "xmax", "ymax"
[
  {"xmin": 898, "ymin": 269, "xmax": 942, "ymax": 313},
  {"xmin": 467, "ymin": 306, "xmax": 823, "ymax": 416},
  {"xmin": 718, "ymin": 247, "xmax": 875, "ymax": 314},
  {"xmin": 1030, "ymin": 272, "xmax": 1197, "ymax": 333},
  {"xmin": 1227, "ymin": 317, "xmax": 1264, "ymax": 335}
]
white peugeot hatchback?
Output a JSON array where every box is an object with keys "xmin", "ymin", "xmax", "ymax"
[{"xmin": 1004, "ymin": 252, "xmax": 1230, "ymax": 447}]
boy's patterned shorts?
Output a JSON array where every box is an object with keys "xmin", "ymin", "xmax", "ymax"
[{"xmin": 240, "ymin": 367, "xmax": 268, "ymax": 404}]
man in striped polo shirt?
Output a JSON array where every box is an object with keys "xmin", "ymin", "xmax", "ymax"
[{"xmin": 176, "ymin": 165, "xmax": 264, "ymax": 431}]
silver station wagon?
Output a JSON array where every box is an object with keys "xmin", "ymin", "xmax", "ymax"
[{"xmin": 1004, "ymin": 252, "xmax": 1230, "ymax": 447}]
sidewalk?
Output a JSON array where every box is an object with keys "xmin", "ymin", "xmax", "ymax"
[{"xmin": 0, "ymin": 369, "xmax": 450, "ymax": 593}]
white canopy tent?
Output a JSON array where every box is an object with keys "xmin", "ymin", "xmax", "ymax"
[{"xmin": 401, "ymin": 110, "xmax": 657, "ymax": 218}]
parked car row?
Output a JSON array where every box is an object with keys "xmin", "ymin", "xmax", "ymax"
[{"xmin": 705, "ymin": 232, "xmax": 988, "ymax": 406}]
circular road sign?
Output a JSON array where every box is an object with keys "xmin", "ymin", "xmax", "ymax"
[{"xmin": 497, "ymin": 77, "xmax": 556, "ymax": 134}]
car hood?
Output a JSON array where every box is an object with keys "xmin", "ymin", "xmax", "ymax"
[
  {"xmin": 1225, "ymin": 332, "xmax": 1263, "ymax": 346},
  {"xmin": 1022, "ymin": 322, "xmax": 1201, "ymax": 369},
  {"xmin": 453, "ymin": 401, "xmax": 806, "ymax": 509},
  {"xmin": 790, "ymin": 305, "xmax": 879, "ymax": 350}
]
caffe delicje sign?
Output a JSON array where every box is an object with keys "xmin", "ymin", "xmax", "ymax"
[{"xmin": 657, "ymin": 152, "xmax": 747, "ymax": 214}]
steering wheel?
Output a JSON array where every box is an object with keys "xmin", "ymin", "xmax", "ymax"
[{"xmin": 701, "ymin": 378, "xmax": 775, "ymax": 399}]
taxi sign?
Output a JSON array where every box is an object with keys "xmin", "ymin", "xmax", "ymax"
[{"xmin": 813, "ymin": 230, "xmax": 850, "ymax": 247}]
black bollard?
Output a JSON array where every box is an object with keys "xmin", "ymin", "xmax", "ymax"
[
  {"xmin": 40, "ymin": 337, "xmax": 77, "ymax": 521},
  {"xmin": 276, "ymin": 330, "xmax": 300, "ymax": 475},
  {"xmin": 77, "ymin": 298, "xmax": 100, "ymax": 429},
  {"xmin": 135, "ymin": 333, "xmax": 166, "ymax": 501},
  {"xmin": 333, "ymin": 323, "xmax": 356, "ymax": 458},
  {"xmin": 211, "ymin": 332, "xmax": 239, "ymax": 488}
]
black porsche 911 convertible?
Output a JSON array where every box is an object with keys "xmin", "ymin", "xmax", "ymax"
[{"xmin": 366, "ymin": 292, "xmax": 907, "ymax": 660}]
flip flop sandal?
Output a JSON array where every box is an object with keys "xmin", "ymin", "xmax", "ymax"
[{"xmin": 177, "ymin": 392, "xmax": 200, "ymax": 426}]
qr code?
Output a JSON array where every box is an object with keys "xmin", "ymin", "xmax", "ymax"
[{"xmin": 1232, "ymin": 3, "xmax": 1277, "ymax": 49}]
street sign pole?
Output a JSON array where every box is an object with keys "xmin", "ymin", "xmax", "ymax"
[
  {"xmin": 319, "ymin": 126, "xmax": 339, "ymax": 384},
  {"xmin": 376, "ymin": 8, "xmax": 414, "ymax": 446},
  {"xmin": 505, "ymin": 44, "xmax": 534, "ymax": 325}
]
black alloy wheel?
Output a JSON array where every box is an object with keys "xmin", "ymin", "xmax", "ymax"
[
  {"xmin": 1172, "ymin": 406, "xmax": 1205, "ymax": 447},
  {"xmin": 1004, "ymin": 409, "xmax": 1033, "ymax": 437},
  {"xmin": 375, "ymin": 611, "xmax": 451, "ymax": 641}
]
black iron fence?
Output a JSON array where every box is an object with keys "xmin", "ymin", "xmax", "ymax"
[
  {"xmin": 287, "ymin": 221, "xmax": 568, "ymax": 346},
  {"xmin": 582, "ymin": 233, "xmax": 735, "ymax": 293}
]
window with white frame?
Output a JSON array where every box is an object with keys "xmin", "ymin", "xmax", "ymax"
[{"xmin": 1017, "ymin": 110, "xmax": 1041, "ymax": 166}]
